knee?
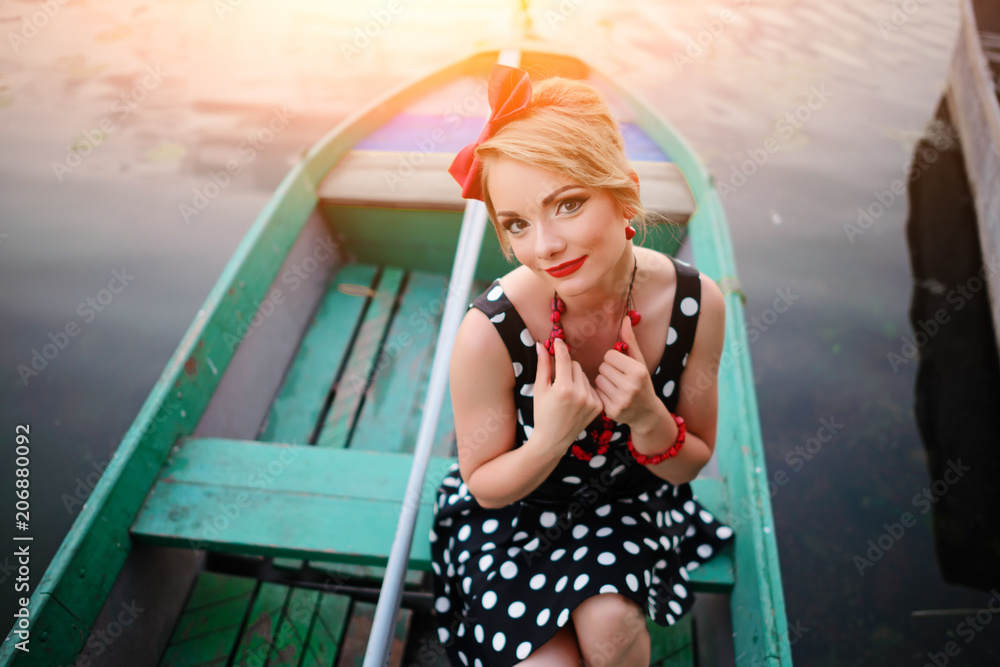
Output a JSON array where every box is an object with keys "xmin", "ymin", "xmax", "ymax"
[{"xmin": 572, "ymin": 594, "xmax": 649, "ymax": 666}]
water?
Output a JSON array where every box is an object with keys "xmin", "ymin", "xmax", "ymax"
[{"xmin": 2, "ymin": 0, "xmax": 998, "ymax": 664}]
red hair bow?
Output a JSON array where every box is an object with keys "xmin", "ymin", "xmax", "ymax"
[{"xmin": 448, "ymin": 64, "xmax": 533, "ymax": 201}]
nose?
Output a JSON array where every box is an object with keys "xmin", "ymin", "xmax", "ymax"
[{"xmin": 534, "ymin": 222, "xmax": 566, "ymax": 260}]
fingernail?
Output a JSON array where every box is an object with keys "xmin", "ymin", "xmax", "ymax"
[{"xmin": 535, "ymin": 341, "xmax": 541, "ymax": 354}]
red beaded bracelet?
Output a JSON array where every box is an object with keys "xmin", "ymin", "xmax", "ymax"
[{"xmin": 626, "ymin": 413, "xmax": 686, "ymax": 465}]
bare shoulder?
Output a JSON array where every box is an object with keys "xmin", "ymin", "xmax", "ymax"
[
  {"xmin": 692, "ymin": 270, "xmax": 726, "ymax": 352},
  {"xmin": 449, "ymin": 305, "xmax": 516, "ymax": 393},
  {"xmin": 697, "ymin": 271, "xmax": 726, "ymax": 322},
  {"xmin": 639, "ymin": 246, "xmax": 677, "ymax": 288},
  {"xmin": 450, "ymin": 305, "xmax": 519, "ymax": 474},
  {"xmin": 495, "ymin": 265, "xmax": 534, "ymax": 304}
]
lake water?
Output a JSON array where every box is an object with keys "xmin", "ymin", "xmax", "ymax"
[{"xmin": 2, "ymin": 0, "xmax": 999, "ymax": 664}]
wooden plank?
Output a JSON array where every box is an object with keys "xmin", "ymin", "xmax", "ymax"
[
  {"xmin": 140, "ymin": 438, "xmax": 447, "ymax": 578},
  {"xmin": 159, "ymin": 631, "xmax": 241, "ymax": 667},
  {"xmin": 230, "ymin": 582, "xmax": 290, "ymax": 666},
  {"xmin": 271, "ymin": 556, "xmax": 306, "ymax": 574},
  {"xmin": 157, "ymin": 573, "xmax": 255, "ymax": 667},
  {"xmin": 316, "ymin": 267, "xmax": 406, "ymax": 449},
  {"xmin": 300, "ymin": 592, "xmax": 352, "ymax": 667},
  {"xmin": 947, "ymin": 0, "xmax": 1000, "ymax": 353},
  {"xmin": 335, "ymin": 602, "xmax": 411, "ymax": 667},
  {"xmin": 130, "ymin": 479, "xmax": 441, "ymax": 569},
  {"xmin": 304, "ymin": 560, "xmax": 424, "ymax": 589},
  {"xmin": 183, "ymin": 571, "xmax": 257, "ymax": 612},
  {"xmin": 653, "ymin": 642, "xmax": 694, "ymax": 667},
  {"xmin": 319, "ymin": 151, "xmax": 466, "ymax": 210},
  {"xmin": 634, "ymin": 160, "xmax": 696, "ymax": 222},
  {"xmin": 142, "ymin": 439, "xmax": 451, "ymax": 503},
  {"xmin": 167, "ymin": 594, "xmax": 254, "ymax": 645},
  {"xmin": 131, "ymin": 439, "xmax": 732, "ymax": 587},
  {"xmin": 130, "ymin": 442, "xmax": 455, "ymax": 569},
  {"xmin": 317, "ymin": 151, "xmax": 695, "ymax": 221},
  {"xmin": 259, "ymin": 263, "xmax": 380, "ymax": 445},
  {"xmin": 648, "ymin": 613, "xmax": 695, "ymax": 667},
  {"xmin": 269, "ymin": 587, "xmax": 322, "ymax": 666},
  {"xmin": 351, "ymin": 271, "xmax": 449, "ymax": 453}
]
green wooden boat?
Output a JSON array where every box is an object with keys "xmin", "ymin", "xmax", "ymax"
[{"xmin": 1, "ymin": 44, "xmax": 790, "ymax": 666}]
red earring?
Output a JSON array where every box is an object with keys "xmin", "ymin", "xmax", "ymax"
[{"xmin": 625, "ymin": 225, "xmax": 636, "ymax": 240}]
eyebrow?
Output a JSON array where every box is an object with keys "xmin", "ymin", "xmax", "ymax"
[{"xmin": 495, "ymin": 185, "xmax": 583, "ymax": 218}]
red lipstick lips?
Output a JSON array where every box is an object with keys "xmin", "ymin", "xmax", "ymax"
[{"xmin": 545, "ymin": 256, "xmax": 586, "ymax": 277}]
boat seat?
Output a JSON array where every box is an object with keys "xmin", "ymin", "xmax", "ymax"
[
  {"xmin": 129, "ymin": 437, "xmax": 734, "ymax": 590},
  {"xmin": 317, "ymin": 150, "xmax": 697, "ymax": 223}
]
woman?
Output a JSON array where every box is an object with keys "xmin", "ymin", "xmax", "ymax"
[{"xmin": 430, "ymin": 64, "xmax": 734, "ymax": 667}]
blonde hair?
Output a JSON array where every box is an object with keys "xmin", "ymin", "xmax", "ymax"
[{"xmin": 475, "ymin": 75, "xmax": 650, "ymax": 262}]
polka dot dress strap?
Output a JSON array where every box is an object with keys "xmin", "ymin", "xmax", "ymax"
[
  {"xmin": 661, "ymin": 256, "xmax": 702, "ymax": 412},
  {"xmin": 468, "ymin": 280, "xmax": 535, "ymax": 381}
]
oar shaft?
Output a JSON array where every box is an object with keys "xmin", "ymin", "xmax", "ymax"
[
  {"xmin": 361, "ymin": 200, "xmax": 486, "ymax": 667},
  {"xmin": 362, "ymin": 49, "xmax": 522, "ymax": 666}
]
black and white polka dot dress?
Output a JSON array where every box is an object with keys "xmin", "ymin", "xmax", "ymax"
[{"xmin": 429, "ymin": 255, "xmax": 734, "ymax": 667}]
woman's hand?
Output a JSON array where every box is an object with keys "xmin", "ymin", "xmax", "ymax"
[
  {"xmin": 531, "ymin": 338, "xmax": 604, "ymax": 456},
  {"xmin": 595, "ymin": 315, "xmax": 662, "ymax": 431}
]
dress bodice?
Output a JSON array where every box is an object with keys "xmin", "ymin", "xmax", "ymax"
[{"xmin": 466, "ymin": 254, "xmax": 703, "ymax": 506}]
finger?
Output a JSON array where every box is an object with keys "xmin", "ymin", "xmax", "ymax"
[
  {"xmin": 597, "ymin": 361, "xmax": 627, "ymax": 389},
  {"xmin": 589, "ymin": 375, "xmax": 604, "ymax": 401},
  {"xmin": 594, "ymin": 384, "xmax": 612, "ymax": 415},
  {"xmin": 553, "ymin": 337, "xmax": 573, "ymax": 384},
  {"xmin": 535, "ymin": 341, "xmax": 551, "ymax": 388},
  {"xmin": 572, "ymin": 360, "xmax": 588, "ymax": 390},
  {"xmin": 595, "ymin": 385, "xmax": 608, "ymax": 406},
  {"xmin": 619, "ymin": 315, "xmax": 645, "ymax": 363},
  {"xmin": 594, "ymin": 373, "xmax": 611, "ymax": 397}
]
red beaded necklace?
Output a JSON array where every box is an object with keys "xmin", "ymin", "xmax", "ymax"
[{"xmin": 542, "ymin": 256, "xmax": 641, "ymax": 461}]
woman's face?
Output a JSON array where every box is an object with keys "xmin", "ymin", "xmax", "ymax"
[{"xmin": 486, "ymin": 157, "xmax": 627, "ymax": 294}]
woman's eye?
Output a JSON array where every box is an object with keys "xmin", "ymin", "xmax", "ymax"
[
  {"xmin": 504, "ymin": 219, "xmax": 528, "ymax": 234},
  {"xmin": 559, "ymin": 198, "xmax": 585, "ymax": 214}
]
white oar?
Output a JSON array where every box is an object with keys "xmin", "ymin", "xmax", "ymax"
[{"xmin": 362, "ymin": 47, "xmax": 522, "ymax": 667}]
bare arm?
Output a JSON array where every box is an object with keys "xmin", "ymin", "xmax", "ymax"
[
  {"xmin": 451, "ymin": 310, "xmax": 603, "ymax": 508},
  {"xmin": 628, "ymin": 273, "xmax": 726, "ymax": 484}
]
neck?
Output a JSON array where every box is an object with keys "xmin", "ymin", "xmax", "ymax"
[{"xmin": 555, "ymin": 244, "xmax": 636, "ymax": 321}]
